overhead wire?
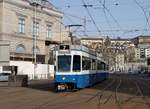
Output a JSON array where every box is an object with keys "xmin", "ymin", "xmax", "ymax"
[
  {"xmin": 63, "ymin": 12, "xmax": 92, "ymax": 22},
  {"xmin": 101, "ymin": 0, "xmax": 116, "ymax": 37},
  {"xmin": 69, "ymin": 28, "xmax": 150, "ymax": 35},
  {"xmin": 134, "ymin": 0, "xmax": 150, "ymax": 29},
  {"xmin": 57, "ymin": 0, "xmax": 150, "ymax": 37},
  {"xmin": 64, "ymin": 14, "xmax": 75, "ymax": 24},
  {"xmin": 96, "ymin": 0, "xmax": 123, "ymax": 31},
  {"xmin": 63, "ymin": 12, "xmax": 92, "ymax": 36},
  {"xmin": 62, "ymin": 16, "xmax": 83, "ymax": 36},
  {"xmin": 51, "ymin": 0, "xmax": 150, "ymax": 37},
  {"xmin": 81, "ymin": 0, "xmax": 102, "ymax": 36}
]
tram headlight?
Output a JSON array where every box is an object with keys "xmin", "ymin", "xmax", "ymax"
[{"xmin": 62, "ymin": 77, "xmax": 66, "ymax": 80}]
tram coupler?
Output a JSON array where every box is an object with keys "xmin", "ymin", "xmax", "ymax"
[{"xmin": 57, "ymin": 84, "xmax": 68, "ymax": 91}]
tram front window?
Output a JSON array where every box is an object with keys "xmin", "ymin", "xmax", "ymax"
[{"xmin": 58, "ymin": 55, "xmax": 71, "ymax": 72}]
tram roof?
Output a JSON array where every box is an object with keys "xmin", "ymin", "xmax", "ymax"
[
  {"xmin": 55, "ymin": 44, "xmax": 102, "ymax": 57},
  {"xmin": 55, "ymin": 44, "xmax": 108, "ymax": 64}
]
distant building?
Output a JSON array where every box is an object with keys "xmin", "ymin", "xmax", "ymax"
[
  {"xmin": 115, "ymin": 54, "xmax": 125, "ymax": 71},
  {"xmin": 80, "ymin": 37, "xmax": 104, "ymax": 51},
  {"xmin": 110, "ymin": 53, "xmax": 125, "ymax": 72},
  {"xmin": 109, "ymin": 38, "xmax": 134, "ymax": 53},
  {"xmin": 139, "ymin": 47, "xmax": 146, "ymax": 58},
  {"xmin": 124, "ymin": 62, "xmax": 147, "ymax": 73},
  {"xmin": 145, "ymin": 48, "xmax": 150, "ymax": 58},
  {"xmin": 81, "ymin": 37, "xmax": 132, "ymax": 48},
  {"xmin": 81, "ymin": 37, "xmax": 104, "ymax": 45},
  {"xmin": 134, "ymin": 47, "xmax": 141, "ymax": 61},
  {"xmin": 137, "ymin": 44, "xmax": 150, "ymax": 59},
  {"xmin": 132, "ymin": 36, "xmax": 150, "ymax": 60},
  {"xmin": 132, "ymin": 35, "xmax": 150, "ymax": 46},
  {"xmin": 111, "ymin": 38, "xmax": 131, "ymax": 46},
  {"xmin": 0, "ymin": 0, "xmax": 63, "ymax": 64}
]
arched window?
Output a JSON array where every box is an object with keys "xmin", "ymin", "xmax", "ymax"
[
  {"xmin": 16, "ymin": 44, "xmax": 26, "ymax": 53},
  {"xmin": 32, "ymin": 47, "xmax": 40, "ymax": 54}
]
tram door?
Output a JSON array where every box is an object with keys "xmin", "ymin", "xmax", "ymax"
[{"xmin": 72, "ymin": 55, "xmax": 81, "ymax": 80}]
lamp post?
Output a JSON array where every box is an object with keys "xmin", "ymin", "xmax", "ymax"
[{"xmin": 29, "ymin": 0, "xmax": 47, "ymax": 79}]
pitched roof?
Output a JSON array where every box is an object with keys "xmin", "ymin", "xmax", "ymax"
[{"xmin": 133, "ymin": 35, "xmax": 150, "ymax": 39}]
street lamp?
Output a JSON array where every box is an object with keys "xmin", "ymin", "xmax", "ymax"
[{"xmin": 29, "ymin": 0, "xmax": 47, "ymax": 79}]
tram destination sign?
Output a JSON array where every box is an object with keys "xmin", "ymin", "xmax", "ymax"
[
  {"xmin": 59, "ymin": 45, "xmax": 70, "ymax": 50},
  {"xmin": 59, "ymin": 45, "xmax": 70, "ymax": 53}
]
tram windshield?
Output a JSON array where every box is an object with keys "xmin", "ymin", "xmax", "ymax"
[{"xmin": 57, "ymin": 55, "xmax": 71, "ymax": 72}]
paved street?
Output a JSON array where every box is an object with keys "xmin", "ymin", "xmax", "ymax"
[{"xmin": 0, "ymin": 75, "xmax": 150, "ymax": 109}]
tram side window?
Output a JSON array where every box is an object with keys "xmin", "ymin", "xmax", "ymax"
[
  {"xmin": 91, "ymin": 59, "xmax": 96, "ymax": 70},
  {"xmin": 73, "ymin": 55, "xmax": 81, "ymax": 72},
  {"xmin": 82, "ymin": 56, "xmax": 91, "ymax": 70},
  {"xmin": 106, "ymin": 65, "xmax": 109, "ymax": 70},
  {"xmin": 101, "ymin": 62, "xmax": 105, "ymax": 70},
  {"xmin": 97, "ymin": 61, "xmax": 102, "ymax": 70},
  {"xmin": 104, "ymin": 63, "xmax": 109, "ymax": 71},
  {"xmin": 97, "ymin": 61, "xmax": 105, "ymax": 70}
]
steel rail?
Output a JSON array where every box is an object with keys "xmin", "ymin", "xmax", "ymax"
[
  {"xmin": 86, "ymin": 79, "xmax": 116, "ymax": 102},
  {"xmin": 114, "ymin": 79, "xmax": 122, "ymax": 109}
]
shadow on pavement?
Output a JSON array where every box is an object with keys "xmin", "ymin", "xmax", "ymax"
[
  {"xmin": 28, "ymin": 80, "xmax": 56, "ymax": 92},
  {"xmin": 27, "ymin": 74, "xmax": 150, "ymax": 97}
]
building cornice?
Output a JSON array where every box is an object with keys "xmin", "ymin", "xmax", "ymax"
[
  {"xmin": 16, "ymin": 12, "xmax": 28, "ymax": 18},
  {"xmin": 0, "ymin": 33, "xmax": 46, "ymax": 42},
  {"xmin": 81, "ymin": 38, "xmax": 104, "ymax": 40},
  {"xmin": 4, "ymin": 0, "xmax": 63, "ymax": 18}
]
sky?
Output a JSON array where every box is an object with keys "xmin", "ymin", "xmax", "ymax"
[{"xmin": 50, "ymin": 0, "xmax": 150, "ymax": 38}]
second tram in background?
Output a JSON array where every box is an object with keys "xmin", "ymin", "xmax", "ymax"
[{"xmin": 54, "ymin": 44, "xmax": 109, "ymax": 91}]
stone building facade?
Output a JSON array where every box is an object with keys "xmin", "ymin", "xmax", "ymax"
[
  {"xmin": 132, "ymin": 35, "xmax": 150, "ymax": 46},
  {"xmin": 0, "ymin": 0, "xmax": 63, "ymax": 63},
  {"xmin": 134, "ymin": 47, "xmax": 141, "ymax": 61}
]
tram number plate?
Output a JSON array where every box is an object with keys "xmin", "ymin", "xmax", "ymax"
[{"xmin": 59, "ymin": 45, "xmax": 70, "ymax": 50}]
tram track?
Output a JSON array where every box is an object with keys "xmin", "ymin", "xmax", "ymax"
[
  {"xmin": 27, "ymin": 76, "xmax": 150, "ymax": 109},
  {"xmin": 134, "ymin": 79, "xmax": 150, "ymax": 104},
  {"xmin": 86, "ymin": 79, "xmax": 116, "ymax": 102},
  {"xmin": 123, "ymin": 79, "xmax": 150, "ymax": 109},
  {"xmin": 114, "ymin": 79, "xmax": 122, "ymax": 109},
  {"xmin": 118, "ymin": 76, "xmax": 150, "ymax": 109},
  {"xmin": 33, "ymin": 87, "xmax": 87, "ymax": 109},
  {"xmin": 32, "ymin": 75, "xmax": 150, "ymax": 109},
  {"xmin": 0, "ymin": 75, "xmax": 150, "ymax": 109},
  {"xmin": 33, "ymin": 79, "xmax": 115, "ymax": 109},
  {"xmin": 85, "ymin": 78, "xmax": 123, "ymax": 109},
  {"xmin": 90, "ymin": 75, "xmax": 150, "ymax": 109},
  {"xmin": 100, "ymin": 79, "xmax": 122, "ymax": 109},
  {"xmin": 120, "ymin": 78, "xmax": 139, "ymax": 105},
  {"xmin": 141, "ymin": 79, "xmax": 150, "ymax": 95}
]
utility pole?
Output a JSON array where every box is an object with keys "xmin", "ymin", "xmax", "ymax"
[
  {"xmin": 29, "ymin": 0, "xmax": 47, "ymax": 79},
  {"xmin": 83, "ymin": 16, "xmax": 87, "ymax": 36},
  {"xmin": 66, "ymin": 24, "xmax": 82, "ymax": 44}
]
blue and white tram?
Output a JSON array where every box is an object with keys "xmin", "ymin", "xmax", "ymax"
[{"xmin": 54, "ymin": 45, "xmax": 109, "ymax": 91}]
